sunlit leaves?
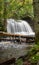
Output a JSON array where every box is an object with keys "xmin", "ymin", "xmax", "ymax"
[
  {"xmin": 0, "ymin": 0, "xmax": 33, "ymax": 19},
  {"xmin": 9, "ymin": 0, "xmax": 33, "ymax": 19},
  {"xmin": 29, "ymin": 44, "xmax": 39, "ymax": 63}
]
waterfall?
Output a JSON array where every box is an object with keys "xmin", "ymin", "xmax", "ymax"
[{"xmin": 7, "ymin": 19, "xmax": 35, "ymax": 37}]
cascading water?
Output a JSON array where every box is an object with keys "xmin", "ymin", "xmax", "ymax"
[
  {"xmin": 7, "ymin": 19, "xmax": 35, "ymax": 37},
  {"xmin": 0, "ymin": 19, "xmax": 35, "ymax": 63}
]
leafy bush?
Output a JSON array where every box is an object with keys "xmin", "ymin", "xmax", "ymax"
[
  {"xmin": 0, "ymin": 21, "xmax": 4, "ymax": 31},
  {"xmin": 29, "ymin": 44, "xmax": 39, "ymax": 64},
  {"xmin": 16, "ymin": 59, "xmax": 23, "ymax": 65}
]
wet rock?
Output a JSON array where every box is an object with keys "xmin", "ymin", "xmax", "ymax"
[{"xmin": 0, "ymin": 42, "xmax": 33, "ymax": 63}]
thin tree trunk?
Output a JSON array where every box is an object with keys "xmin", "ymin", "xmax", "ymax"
[
  {"xmin": 33, "ymin": 0, "xmax": 39, "ymax": 43},
  {"xmin": 33, "ymin": 0, "xmax": 39, "ymax": 33},
  {"xmin": 3, "ymin": 2, "xmax": 7, "ymax": 32}
]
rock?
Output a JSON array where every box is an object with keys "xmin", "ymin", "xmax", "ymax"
[{"xmin": 0, "ymin": 41, "xmax": 33, "ymax": 63}]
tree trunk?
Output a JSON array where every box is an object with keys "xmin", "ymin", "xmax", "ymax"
[
  {"xmin": 33, "ymin": 0, "xmax": 39, "ymax": 33},
  {"xmin": 3, "ymin": 2, "xmax": 7, "ymax": 32},
  {"xmin": 33, "ymin": 0, "xmax": 39, "ymax": 43}
]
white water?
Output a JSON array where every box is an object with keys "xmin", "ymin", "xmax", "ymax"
[
  {"xmin": 0, "ymin": 19, "xmax": 35, "ymax": 61},
  {"xmin": 7, "ymin": 19, "xmax": 35, "ymax": 37}
]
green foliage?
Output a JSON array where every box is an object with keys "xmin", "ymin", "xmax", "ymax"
[
  {"xmin": 0, "ymin": 0, "xmax": 34, "ymax": 19},
  {"xmin": 29, "ymin": 44, "xmax": 39, "ymax": 63},
  {"xmin": 0, "ymin": 21, "xmax": 4, "ymax": 31},
  {"xmin": 9, "ymin": 0, "xmax": 34, "ymax": 19},
  {"xmin": 30, "ymin": 53, "xmax": 39, "ymax": 63},
  {"xmin": 16, "ymin": 59, "xmax": 23, "ymax": 65}
]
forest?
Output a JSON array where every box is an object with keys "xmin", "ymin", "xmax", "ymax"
[{"xmin": 0, "ymin": 0, "xmax": 39, "ymax": 65}]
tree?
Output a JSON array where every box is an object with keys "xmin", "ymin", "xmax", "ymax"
[
  {"xmin": 0, "ymin": 0, "xmax": 33, "ymax": 31},
  {"xmin": 3, "ymin": 0, "xmax": 8, "ymax": 31},
  {"xmin": 33, "ymin": 0, "xmax": 39, "ymax": 33},
  {"xmin": 0, "ymin": 0, "xmax": 10, "ymax": 31},
  {"xmin": 33, "ymin": 0, "xmax": 39, "ymax": 43},
  {"xmin": 0, "ymin": 0, "xmax": 4, "ymax": 31}
]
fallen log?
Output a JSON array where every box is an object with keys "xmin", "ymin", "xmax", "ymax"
[
  {"xmin": 0, "ymin": 32, "xmax": 35, "ymax": 38},
  {"xmin": 0, "ymin": 32, "xmax": 35, "ymax": 43}
]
